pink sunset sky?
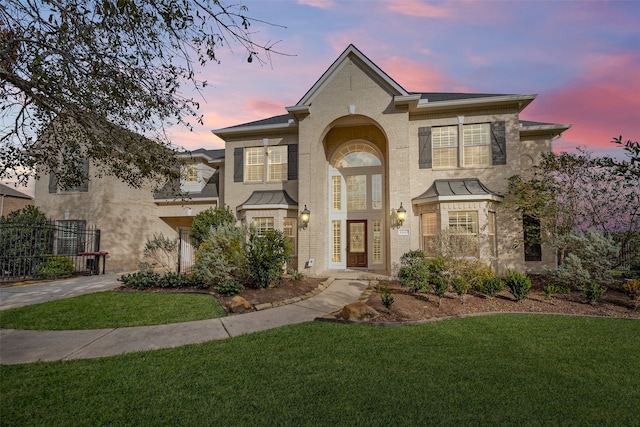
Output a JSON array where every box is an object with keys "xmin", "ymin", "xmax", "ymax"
[{"xmin": 167, "ymin": 0, "xmax": 639, "ymax": 159}]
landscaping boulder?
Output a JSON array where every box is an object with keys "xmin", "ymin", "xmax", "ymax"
[
  {"xmin": 228, "ymin": 296, "xmax": 251, "ymax": 313},
  {"xmin": 340, "ymin": 302, "xmax": 379, "ymax": 321}
]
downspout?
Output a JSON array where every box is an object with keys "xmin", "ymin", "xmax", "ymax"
[{"xmin": 0, "ymin": 194, "xmax": 5, "ymax": 217}]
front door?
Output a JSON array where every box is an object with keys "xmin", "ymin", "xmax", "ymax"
[{"xmin": 347, "ymin": 220, "xmax": 367, "ymax": 268}]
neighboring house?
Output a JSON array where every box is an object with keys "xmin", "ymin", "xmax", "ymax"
[
  {"xmin": 36, "ymin": 44, "xmax": 570, "ymax": 274},
  {"xmin": 0, "ymin": 183, "xmax": 33, "ymax": 217}
]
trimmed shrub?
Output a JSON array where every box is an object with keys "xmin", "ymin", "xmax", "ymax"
[
  {"xmin": 189, "ymin": 206, "xmax": 236, "ymax": 249},
  {"xmin": 503, "ymin": 269, "xmax": 532, "ymax": 302},
  {"xmin": 37, "ymin": 255, "xmax": 74, "ymax": 279},
  {"xmin": 214, "ymin": 279, "xmax": 244, "ymax": 296},
  {"xmin": 478, "ymin": 276, "xmax": 504, "ymax": 300},
  {"xmin": 157, "ymin": 272, "xmax": 192, "ymax": 288},
  {"xmin": 583, "ymin": 281, "xmax": 607, "ymax": 304},
  {"xmin": 462, "ymin": 261, "xmax": 496, "ymax": 291},
  {"xmin": 621, "ymin": 279, "xmax": 640, "ymax": 309},
  {"xmin": 378, "ymin": 282, "xmax": 394, "ymax": 311},
  {"xmin": 246, "ymin": 229, "xmax": 293, "ymax": 289},
  {"xmin": 431, "ymin": 275, "xmax": 448, "ymax": 306},
  {"xmin": 543, "ymin": 284, "xmax": 570, "ymax": 300},
  {"xmin": 397, "ymin": 250, "xmax": 429, "ymax": 293},
  {"xmin": 451, "ymin": 276, "xmax": 472, "ymax": 304},
  {"xmin": 118, "ymin": 270, "xmax": 160, "ymax": 289}
]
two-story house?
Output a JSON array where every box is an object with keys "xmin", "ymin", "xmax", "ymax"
[{"xmin": 36, "ymin": 44, "xmax": 570, "ymax": 275}]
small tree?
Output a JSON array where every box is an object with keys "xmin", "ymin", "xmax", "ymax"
[
  {"xmin": 397, "ymin": 250, "xmax": 429, "ymax": 293},
  {"xmin": 140, "ymin": 233, "xmax": 178, "ymax": 273},
  {"xmin": 189, "ymin": 206, "xmax": 236, "ymax": 248}
]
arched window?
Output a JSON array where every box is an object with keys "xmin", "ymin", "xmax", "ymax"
[{"xmin": 332, "ymin": 143, "xmax": 381, "ymax": 168}]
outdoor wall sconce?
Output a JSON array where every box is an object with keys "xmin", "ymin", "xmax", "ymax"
[
  {"xmin": 300, "ymin": 205, "xmax": 310, "ymax": 229},
  {"xmin": 392, "ymin": 202, "xmax": 407, "ymax": 228}
]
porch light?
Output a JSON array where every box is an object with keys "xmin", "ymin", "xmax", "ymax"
[
  {"xmin": 300, "ymin": 205, "xmax": 310, "ymax": 229},
  {"xmin": 396, "ymin": 202, "xmax": 407, "ymax": 227}
]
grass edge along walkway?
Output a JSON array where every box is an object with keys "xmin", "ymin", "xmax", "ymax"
[
  {"xmin": 0, "ymin": 291, "xmax": 226, "ymax": 330},
  {"xmin": 1, "ymin": 314, "xmax": 639, "ymax": 426}
]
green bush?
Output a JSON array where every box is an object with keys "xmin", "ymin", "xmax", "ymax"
[
  {"xmin": 189, "ymin": 206, "xmax": 236, "ymax": 249},
  {"xmin": 583, "ymin": 281, "xmax": 606, "ymax": 304},
  {"xmin": 193, "ymin": 223, "xmax": 248, "ymax": 288},
  {"xmin": 287, "ymin": 268, "xmax": 305, "ymax": 281},
  {"xmin": 157, "ymin": 272, "xmax": 192, "ymax": 288},
  {"xmin": 503, "ymin": 269, "xmax": 532, "ymax": 302},
  {"xmin": 543, "ymin": 284, "xmax": 570, "ymax": 300},
  {"xmin": 545, "ymin": 231, "xmax": 619, "ymax": 289},
  {"xmin": 624, "ymin": 257, "xmax": 640, "ymax": 279},
  {"xmin": 478, "ymin": 276, "xmax": 504, "ymax": 300},
  {"xmin": 246, "ymin": 229, "xmax": 293, "ymax": 289},
  {"xmin": 118, "ymin": 270, "xmax": 160, "ymax": 289},
  {"xmin": 141, "ymin": 234, "xmax": 178, "ymax": 273},
  {"xmin": 621, "ymin": 279, "xmax": 640, "ymax": 309},
  {"xmin": 431, "ymin": 275, "xmax": 448, "ymax": 306},
  {"xmin": 378, "ymin": 282, "xmax": 394, "ymax": 311},
  {"xmin": 37, "ymin": 255, "xmax": 74, "ymax": 279},
  {"xmin": 451, "ymin": 276, "xmax": 471, "ymax": 304},
  {"xmin": 397, "ymin": 250, "xmax": 429, "ymax": 293},
  {"xmin": 214, "ymin": 279, "xmax": 244, "ymax": 296}
]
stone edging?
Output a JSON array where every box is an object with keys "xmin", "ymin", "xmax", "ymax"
[{"xmin": 252, "ymin": 277, "xmax": 336, "ymax": 311}]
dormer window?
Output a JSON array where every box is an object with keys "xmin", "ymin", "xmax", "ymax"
[{"xmin": 182, "ymin": 164, "xmax": 199, "ymax": 184}]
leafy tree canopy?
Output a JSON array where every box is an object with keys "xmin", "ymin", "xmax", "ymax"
[{"xmin": 1, "ymin": 0, "xmax": 284, "ymax": 190}]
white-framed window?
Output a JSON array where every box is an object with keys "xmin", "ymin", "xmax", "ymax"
[
  {"xmin": 372, "ymin": 219, "xmax": 382, "ymax": 264},
  {"xmin": 182, "ymin": 164, "xmax": 199, "ymax": 184},
  {"xmin": 283, "ymin": 217, "xmax": 297, "ymax": 255},
  {"xmin": 244, "ymin": 146, "xmax": 288, "ymax": 183},
  {"xmin": 448, "ymin": 211, "xmax": 479, "ymax": 257},
  {"xmin": 463, "ymin": 123, "xmax": 491, "ymax": 167},
  {"xmin": 331, "ymin": 176, "xmax": 342, "ymax": 211},
  {"xmin": 346, "ymin": 175, "xmax": 367, "ymax": 210},
  {"xmin": 432, "ymin": 126, "xmax": 458, "ymax": 169},
  {"xmin": 421, "ymin": 212, "xmax": 438, "ymax": 255},
  {"xmin": 252, "ymin": 217, "xmax": 274, "ymax": 236},
  {"xmin": 332, "ymin": 220, "xmax": 342, "ymax": 263},
  {"xmin": 268, "ymin": 146, "xmax": 287, "ymax": 181},
  {"xmin": 245, "ymin": 147, "xmax": 265, "ymax": 183}
]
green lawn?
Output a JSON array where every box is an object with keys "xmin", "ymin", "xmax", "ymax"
[
  {"xmin": 0, "ymin": 291, "xmax": 226, "ymax": 330},
  {"xmin": 2, "ymin": 315, "xmax": 639, "ymax": 426}
]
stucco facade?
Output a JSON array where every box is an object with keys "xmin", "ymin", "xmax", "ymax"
[{"xmin": 35, "ymin": 45, "xmax": 569, "ymax": 275}]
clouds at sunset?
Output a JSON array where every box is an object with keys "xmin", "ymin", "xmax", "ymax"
[{"xmin": 162, "ymin": 0, "xmax": 639, "ymax": 160}]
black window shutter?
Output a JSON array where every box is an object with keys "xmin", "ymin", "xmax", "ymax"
[
  {"xmin": 78, "ymin": 158, "xmax": 89, "ymax": 192},
  {"xmin": 48, "ymin": 172, "xmax": 58, "ymax": 193},
  {"xmin": 418, "ymin": 127, "xmax": 432, "ymax": 169},
  {"xmin": 287, "ymin": 144, "xmax": 298, "ymax": 181},
  {"xmin": 491, "ymin": 121, "xmax": 506, "ymax": 165},
  {"xmin": 233, "ymin": 147, "xmax": 243, "ymax": 182}
]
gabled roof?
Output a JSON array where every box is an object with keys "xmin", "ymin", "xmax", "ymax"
[
  {"xmin": 0, "ymin": 183, "xmax": 33, "ymax": 200},
  {"xmin": 237, "ymin": 190, "xmax": 298, "ymax": 211},
  {"xmin": 179, "ymin": 148, "xmax": 225, "ymax": 162},
  {"xmin": 413, "ymin": 179, "xmax": 503, "ymax": 204},
  {"xmin": 294, "ymin": 44, "xmax": 409, "ymax": 107}
]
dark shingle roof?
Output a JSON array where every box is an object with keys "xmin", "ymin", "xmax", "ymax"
[
  {"xmin": 224, "ymin": 114, "xmax": 292, "ymax": 130},
  {"xmin": 0, "ymin": 183, "xmax": 32, "ymax": 199},
  {"xmin": 186, "ymin": 148, "xmax": 225, "ymax": 161},
  {"xmin": 154, "ymin": 172, "xmax": 219, "ymax": 200}
]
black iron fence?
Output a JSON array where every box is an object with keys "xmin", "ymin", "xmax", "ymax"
[{"xmin": 0, "ymin": 220, "xmax": 101, "ymax": 283}]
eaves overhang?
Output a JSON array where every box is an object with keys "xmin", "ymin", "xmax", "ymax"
[
  {"xmin": 412, "ymin": 94, "xmax": 537, "ymax": 114},
  {"xmin": 212, "ymin": 120, "xmax": 297, "ymax": 139},
  {"xmin": 519, "ymin": 122, "xmax": 572, "ymax": 138}
]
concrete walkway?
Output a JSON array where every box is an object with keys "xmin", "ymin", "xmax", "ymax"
[{"xmin": 0, "ymin": 275, "xmax": 369, "ymax": 365}]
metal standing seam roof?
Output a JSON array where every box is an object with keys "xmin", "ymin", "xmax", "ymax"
[
  {"xmin": 412, "ymin": 179, "xmax": 503, "ymax": 203},
  {"xmin": 238, "ymin": 190, "xmax": 298, "ymax": 210}
]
